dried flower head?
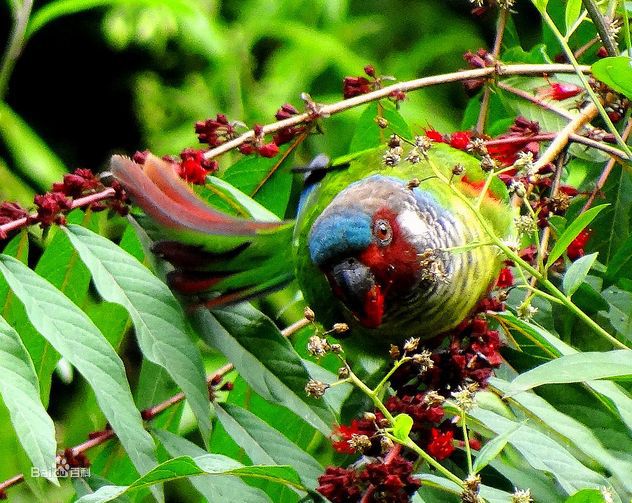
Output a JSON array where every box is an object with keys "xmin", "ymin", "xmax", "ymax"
[
  {"xmin": 333, "ymin": 322, "xmax": 349, "ymax": 334},
  {"xmin": 405, "ymin": 149, "xmax": 422, "ymax": 164},
  {"xmin": 423, "ymin": 390, "xmax": 446, "ymax": 407},
  {"xmin": 451, "ymin": 384, "xmax": 477, "ymax": 411},
  {"xmin": 515, "ymin": 215, "xmax": 537, "ymax": 235},
  {"xmin": 307, "ymin": 336, "xmax": 331, "ymax": 358},
  {"xmin": 348, "ymin": 433, "xmax": 372, "ymax": 453},
  {"xmin": 304, "ymin": 306, "xmax": 315, "ymax": 322},
  {"xmin": 412, "ymin": 349, "xmax": 434, "ymax": 374},
  {"xmin": 390, "ymin": 344, "xmax": 401, "ymax": 359},
  {"xmin": 467, "ymin": 138, "xmax": 488, "ymax": 156},
  {"xmin": 517, "ymin": 303, "xmax": 538, "ymax": 320},
  {"xmin": 511, "ymin": 488, "xmax": 533, "ymax": 503},
  {"xmin": 513, "ymin": 151, "xmax": 535, "ymax": 174},
  {"xmin": 403, "ymin": 337, "xmax": 420, "ymax": 353},
  {"xmin": 407, "ymin": 178, "xmax": 421, "ymax": 189},
  {"xmin": 383, "ymin": 148, "xmax": 402, "ymax": 166},
  {"xmin": 330, "ymin": 343, "xmax": 342, "ymax": 354},
  {"xmin": 509, "ymin": 180, "xmax": 527, "ymax": 197},
  {"xmin": 418, "ymin": 248, "xmax": 449, "ymax": 284},
  {"xmin": 305, "ymin": 379, "xmax": 329, "ymax": 398},
  {"xmin": 462, "ymin": 474, "xmax": 483, "ymax": 503},
  {"xmin": 452, "ymin": 164, "xmax": 466, "ymax": 176},
  {"xmin": 338, "ymin": 366, "xmax": 350, "ymax": 379},
  {"xmin": 380, "ymin": 435, "xmax": 394, "ymax": 453},
  {"xmin": 414, "ymin": 135, "xmax": 432, "ymax": 158},
  {"xmin": 480, "ymin": 155, "xmax": 497, "ymax": 172}
]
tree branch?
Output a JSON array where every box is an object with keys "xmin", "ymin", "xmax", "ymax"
[{"xmin": 202, "ymin": 64, "xmax": 591, "ymax": 161}]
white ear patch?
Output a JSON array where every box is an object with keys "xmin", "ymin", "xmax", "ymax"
[{"xmin": 396, "ymin": 209, "xmax": 427, "ymax": 238}]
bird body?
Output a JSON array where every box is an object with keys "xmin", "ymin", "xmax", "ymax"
[{"xmin": 111, "ymin": 141, "xmax": 513, "ymax": 345}]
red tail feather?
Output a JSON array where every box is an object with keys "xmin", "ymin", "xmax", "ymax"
[{"xmin": 110, "ymin": 154, "xmax": 280, "ymax": 236}]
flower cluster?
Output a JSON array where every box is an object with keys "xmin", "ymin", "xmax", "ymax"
[
  {"xmin": 317, "ymin": 454, "xmax": 421, "ymax": 503},
  {"xmin": 342, "ymin": 65, "xmax": 405, "ymax": 103},
  {"xmin": 0, "ymin": 202, "xmax": 29, "ymax": 239}
]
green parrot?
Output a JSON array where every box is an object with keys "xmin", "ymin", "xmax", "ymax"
[{"xmin": 110, "ymin": 141, "xmax": 513, "ymax": 345}]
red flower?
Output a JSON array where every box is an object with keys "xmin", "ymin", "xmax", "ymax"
[
  {"xmin": 317, "ymin": 466, "xmax": 361, "ymax": 503},
  {"xmin": 177, "ymin": 148, "xmax": 218, "ymax": 185},
  {"xmin": 567, "ymin": 229, "xmax": 591, "ymax": 260},
  {"xmin": 449, "ymin": 131, "xmax": 472, "ymax": 150},
  {"xmin": 537, "ymin": 82, "xmax": 583, "ymax": 101},
  {"xmin": 385, "ymin": 393, "xmax": 445, "ymax": 429},
  {"xmin": 195, "ymin": 114, "xmax": 236, "ymax": 146},
  {"xmin": 52, "ymin": 168, "xmax": 100, "ymax": 198},
  {"xmin": 424, "ymin": 128, "xmax": 445, "ymax": 143},
  {"xmin": 256, "ymin": 142, "xmax": 280, "ymax": 158},
  {"xmin": 33, "ymin": 192, "xmax": 72, "ymax": 228},
  {"xmin": 360, "ymin": 455, "xmax": 421, "ymax": 502},
  {"xmin": 343, "ymin": 76, "xmax": 372, "ymax": 99},
  {"xmin": 0, "ymin": 202, "xmax": 28, "ymax": 225},
  {"xmin": 496, "ymin": 267, "xmax": 514, "ymax": 288},
  {"xmin": 426, "ymin": 427, "xmax": 455, "ymax": 460}
]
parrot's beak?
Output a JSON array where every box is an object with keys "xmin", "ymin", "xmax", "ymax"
[{"xmin": 328, "ymin": 258, "xmax": 385, "ymax": 328}]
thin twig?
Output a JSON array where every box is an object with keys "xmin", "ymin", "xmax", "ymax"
[
  {"xmin": 496, "ymin": 81, "xmax": 575, "ymax": 120},
  {"xmin": 532, "ymin": 103, "xmax": 600, "ymax": 171},
  {"xmin": 581, "ymin": 117, "xmax": 632, "ymax": 212},
  {"xmin": 0, "ymin": 188, "xmax": 116, "ymax": 240},
  {"xmin": 0, "ymin": 317, "xmax": 311, "ymax": 497},
  {"xmin": 476, "ymin": 7, "xmax": 508, "ymax": 134},
  {"xmin": 202, "ymin": 64, "xmax": 591, "ymax": 161},
  {"xmin": 580, "ymin": 0, "xmax": 618, "ymax": 56}
]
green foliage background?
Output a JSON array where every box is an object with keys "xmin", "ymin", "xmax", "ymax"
[{"xmin": 0, "ymin": 1, "xmax": 631, "ymax": 502}]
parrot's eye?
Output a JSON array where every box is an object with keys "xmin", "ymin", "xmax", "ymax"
[{"xmin": 373, "ymin": 219, "xmax": 392, "ymax": 246}]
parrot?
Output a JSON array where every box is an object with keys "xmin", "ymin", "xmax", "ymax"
[{"xmin": 110, "ymin": 140, "xmax": 513, "ymax": 347}]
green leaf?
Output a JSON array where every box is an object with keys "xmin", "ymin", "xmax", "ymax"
[
  {"xmin": 563, "ymin": 253, "xmax": 598, "ymax": 297},
  {"xmin": 472, "ymin": 421, "xmax": 523, "ymax": 474},
  {"xmin": 546, "ymin": 205, "xmax": 608, "ymax": 268},
  {"xmin": 564, "ymin": 489, "xmax": 607, "ymax": 503},
  {"xmin": 349, "ymin": 101, "xmax": 412, "ymax": 153},
  {"xmin": 215, "ymin": 402, "xmax": 323, "ymax": 490},
  {"xmin": 491, "ymin": 377, "xmax": 632, "ymax": 494},
  {"xmin": 601, "ymin": 286, "xmax": 632, "ymax": 341},
  {"xmin": 75, "ymin": 455, "xmax": 305, "ymax": 503},
  {"xmin": 191, "ymin": 304, "xmax": 334, "ymax": 435},
  {"xmin": 0, "ymin": 315, "xmax": 57, "ymax": 484},
  {"xmin": 592, "ymin": 57, "xmax": 632, "ymax": 100},
  {"xmin": 64, "ymin": 225, "xmax": 211, "ymax": 444},
  {"xmin": 495, "ymin": 312, "xmax": 632, "ymax": 432},
  {"xmin": 506, "ymin": 350, "xmax": 632, "ymax": 394},
  {"xmin": 0, "ymin": 101, "xmax": 66, "ymax": 191},
  {"xmin": 153, "ymin": 429, "xmax": 272, "ymax": 503},
  {"xmin": 605, "ymin": 234, "xmax": 632, "ymax": 284},
  {"xmin": 564, "ymin": 0, "xmax": 583, "ymax": 33},
  {"xmin": 0, "ymin": 255, "xmax": 159, "ymax": 492},
  {"xmin": 468, "ymin": 405, "xmax": 610, "ymax": 494},
  {"xmin": 392, "ymin": 413, "xmax": 413, "ymax": 442},
  {"xmin": 222, "ymin": 146, "xmax": 295, "ymax": 218},
  {"xmin": 206, "ymin": 176, "xmax": 281, "ymax": 222},
  {"xmin": 532, "ymin": 0, "xmax": 549, "ymax": 13}
]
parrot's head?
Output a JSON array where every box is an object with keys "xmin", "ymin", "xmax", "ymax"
[{"xmin": 308, "ymin": 175, "xmax": 446, "ymax": 329}]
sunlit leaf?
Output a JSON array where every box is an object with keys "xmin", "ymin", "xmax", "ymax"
[
  {"xmin": 0, "ymin": 255, "xmax": 159, "ymax": 491},
  {"xmin": 216, "ymin": 403, "xmax": 323, "ymax": 490},
  {"xmin": 472, "ymin": 421, "xmax": 523, "ymax": 474},
  {"xmin": 546, "ymin": 205, "xmax": 608, "ymax": 268},
  {"xmin": 75, "ymin": 455, "xmax": 305, "ymax": 503},
  {"xmin": 506, "ymin": 350, "xmax": 632, "ymax": 394},
  {"xmin": 592, "ymin": 57, "xmax": 632, "ymax": 100},
  {"xmin": 564, "ymin": 0, "xmax": 583, "ymax": 33},
  {"xmin": 64, "ymin": 224, "xmax": 211, "ymax": 444},
  {"xmin": 0, "ymin": 315, "xmax": 57, "ymax": 484},
  {"xmin": 563, "ymin": 253, "xmax": 598, "ymax": 297},
  {"xmin": 392, "ymin": 413, "xmax": 413, "ymax": 442},
  {"xmin": 0, "ymin": 102, "xmax": 66, "ymax": 191},
  {"xmin": 191, "ymin": 304, "xmax": 334, "ymax": 435},
  {"xmin": 154, "ymin": 429, "xmax": 272, "ymax": 503}
]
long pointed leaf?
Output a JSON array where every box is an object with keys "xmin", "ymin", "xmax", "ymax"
[
  {"xmin": 64, "ymin": 225, "xmax": 211, "ymax": 444},
  {"xmin": 506, "ymin": 350, "xmax": 632, "ymax": 394},
  {"xmin": 192, "ymin": 304, "xmax": 334, "ymax": 435},
  {"xmin": 75, "ymin": 455, "xmax": 305, "ymax": 503},
  {"xmin": 0, "ymin": 255, "xmax": 160, "ymax": 497},
  {"xmin": 153, "ymin": 429, "xmax": 272, "ymax": 503},
  {"xmin": 0, "ymin": 315, "xmax": 57, "ymax": 484}
]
